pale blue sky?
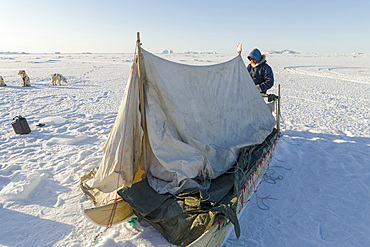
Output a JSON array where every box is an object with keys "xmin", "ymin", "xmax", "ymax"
[{"xmin": 1, "ymin": 0, "xmax": 369, "ymax": 54}]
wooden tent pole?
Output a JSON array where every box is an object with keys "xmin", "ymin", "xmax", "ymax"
[{"xmin": 136, "ymin": 32, "xmax": 148, "ymax": 171}]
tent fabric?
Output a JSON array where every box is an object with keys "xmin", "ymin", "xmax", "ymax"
[
  {"xmin": 140, "ymin": 49, "xmax": 275, "ymax": 194},
  {"xmin": 81, "ymin": 48, "xmax": 276, "ymax": 206}
]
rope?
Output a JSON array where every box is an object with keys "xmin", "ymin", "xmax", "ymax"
[
  {"xmin": 261, "ymin": 169, "xmax": 283, "ymax": 184},
  {"xmin": 282, "ymin": 136, "xmax": 302, "ymax": 146},
  {"xmin": 270, "ymin": 165, "xmax": 292, "ymax": 171},
  {"xmin": 272, "ymin": 154, "xmax": 285, "ymax": 163},
  {"xmin": 254, "ymin": 162, "xmax": 279, "ymax": 210},
  {"xmin": 255, "ymin": 191, "xmax": 277, "ymax": 210},
  {"xmin": 250, "ymin": 139, "xmax": 290, "ymax": 211},
  {"xmin": 92, "ymin": 227, "xmax": 103, "ymax": 244},
  {"xmin": 107, "ymin": 50, "xmax": 135, "ymax": 221},
  {"xmin": 92, "ymin": 47, "xmax": 138, "ymax": 243}
]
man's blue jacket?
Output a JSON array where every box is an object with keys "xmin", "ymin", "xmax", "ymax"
[{"xmin": 247, "ymin": 49, "xmax": 274, "ymax": 94}]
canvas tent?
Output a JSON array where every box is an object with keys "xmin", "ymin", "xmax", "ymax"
[
  {"xmin": 81, "ymin": 38, "xmax": 276, "ymax": 206},
  {"xmin": 80, "ymin": 34, "xmax": 279, "ymax": 245}
]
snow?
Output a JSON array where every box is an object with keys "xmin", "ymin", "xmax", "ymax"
[{"xmin": 0, "ymin": 51, "xmax": 369, "ymax": 247}]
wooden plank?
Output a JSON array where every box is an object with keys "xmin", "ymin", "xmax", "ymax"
[{"xmin": 84, "ymin": 199, "xmax": 133, "ymax": 226}]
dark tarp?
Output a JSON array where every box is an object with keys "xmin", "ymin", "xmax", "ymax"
[{"xmin": 118, "ymin": 129, "xmax": 278, "ymax": 246}]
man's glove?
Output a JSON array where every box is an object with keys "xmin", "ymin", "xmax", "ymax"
[{"xmin": 267, "ymin": 94, "xmax": 279, "ymax": 102}]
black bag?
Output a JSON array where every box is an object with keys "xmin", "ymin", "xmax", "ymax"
[{"xmin": 12, "ymin": 116, "xmax": 31, "ymax": 134}]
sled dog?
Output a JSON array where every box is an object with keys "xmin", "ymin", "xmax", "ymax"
[
  {"xmin": 0, "ymin": 76, "xmax": 6, "ymax": 86},
  {"xmin": 51, "ymin": 73, "xmax": 67, "ymax": 86},
  {"xmin": 18, "ymin": 70, "xmax": 31, "ymax": 87}
]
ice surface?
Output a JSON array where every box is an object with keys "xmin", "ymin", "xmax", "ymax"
[{"xmin": 0, "ymin": 52, "xmax": 369, "ymax": 246}]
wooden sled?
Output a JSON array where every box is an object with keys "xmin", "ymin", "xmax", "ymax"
[{"xmin": 83, "ymin": 132, "xmax": 279, "ymax": 245}]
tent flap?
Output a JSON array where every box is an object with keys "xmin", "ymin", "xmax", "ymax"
[{"xmin": 81, "ymin": 62, "xmax": 143, "ymax": 206}]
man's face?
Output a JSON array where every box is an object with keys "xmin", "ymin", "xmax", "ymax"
[{"xmin": 250, "ymin": 58, "xmax": 257, "ymax": 65}]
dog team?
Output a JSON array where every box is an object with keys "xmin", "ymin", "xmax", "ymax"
[{"xmin": 0, "ymin": 70, "xmax": 67, "ymax": 87}]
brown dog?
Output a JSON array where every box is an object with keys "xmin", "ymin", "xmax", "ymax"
[{"xmin": 18, "ymin": 70, "xmax": 31, "ymax": 87}]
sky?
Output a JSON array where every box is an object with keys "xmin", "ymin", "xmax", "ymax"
[{"xmin": 1, "ymin": 0, "xmax": 370, "ymax": 54}]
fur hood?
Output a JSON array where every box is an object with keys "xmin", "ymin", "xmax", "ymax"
[{"xmin": 248, "ymin": 48, "xmax": 262, "ymax": 62}]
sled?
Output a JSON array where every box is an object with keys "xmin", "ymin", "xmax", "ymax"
[
  {"xmin": 81, "ymin": 32, "xmax": 281, "ymax": 246},
  {"xmin": 83, "ymin": 127, "xmax": 279, "ymax": 245}
]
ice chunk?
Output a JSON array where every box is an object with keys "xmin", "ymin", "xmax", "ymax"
[
  {"xmin": 39, "ymin": 116, "xmax": 66, "ymax": 124},
  {"xmin": 0, "ymin": 172, "xmax": 45, "ymax": 201}
]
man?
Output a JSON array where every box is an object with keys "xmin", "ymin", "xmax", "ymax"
[{"xmin": 247, "ymin": 48, "xmax": 274, "ymax": 94}]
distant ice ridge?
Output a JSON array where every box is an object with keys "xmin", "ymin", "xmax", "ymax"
[
  {"xmin": 266, "ymin": 50, "xmax": 300, "ymax": 54},
  {"xmin": 0, "ymin": 51, "xmax": 29, "ymax": 54},
  {"xmin": 184, "ymin": 51, "xmax": 217, "ymax": 54},
  {"xmin": 162, "ymin": 49, "xmax": 174, "ymax": 54}
]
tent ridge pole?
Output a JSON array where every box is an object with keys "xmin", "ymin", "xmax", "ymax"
[
  {"xmin": 137, "ymin": 32, "xmax": 141, "ymax": 46},
  {"xmin": 136, "ymin": 32, "xmax": 148, "ymax": 172}
]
